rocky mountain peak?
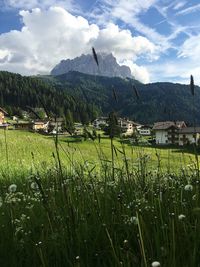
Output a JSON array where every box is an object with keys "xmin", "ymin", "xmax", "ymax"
[{"xmin": 51, "ymin": 53, "xmax": 132, "ymax": 78}]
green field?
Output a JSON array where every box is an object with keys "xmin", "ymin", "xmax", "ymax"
[
  {"xmin": 1, "ymin": 130, "xmax": 200, "ymax": 266},
  {"xmin": 0, "ymin": 129, "xmax": 198, "ymax": 174}
]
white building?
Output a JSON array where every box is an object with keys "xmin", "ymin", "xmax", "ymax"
[
  {"xmin": 153, "ymin": 121, "xmax": 186, "ymax": 145},
  {"xmin": 138, "ymin": 125, "xmax": 152, "ymax": 136},
  {"xmin": 118, "ymin": 118, "xmax": 141, "ymax": 136},
  {"xmin": 178, "ymin": 127, "xmax": 200, "ymax": 146}
]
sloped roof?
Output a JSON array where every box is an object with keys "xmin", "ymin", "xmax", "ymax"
[
  {"xmin": 179, "ymin": 127, "xmax": 200, "ymax": 134},
  {"xmin": 153, "ymin": 121, "xmax": 186, "ymax": 130},
  {"xmin": 153, "ymin": 121, "xmax": 176, "ymax": 130}
]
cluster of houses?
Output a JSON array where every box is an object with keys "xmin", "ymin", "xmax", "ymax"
[
  {"xmin": 153, "ymin": 121, "xmax": 200, "ymax": 146},
  {"xmin": 93, "ymin": 116, "xmax": 200, "ymax": 146},
  {"xmin": 93, "ymin": 117, "xmax": 151, "ymax": 136},
  {"xmin": 0, "ymin": 107, "xmax": 64, "ymax": 134},
  {"xmin": 1, "ymin": 106, "xmax": 200, "ymax": 146}
]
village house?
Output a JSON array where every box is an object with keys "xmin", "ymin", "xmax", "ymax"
[
  {"xmin": 153, "ymin": 121, "xmax": 186, "ymax": 145},
  {"xmin": 32, "ymin": 121, "xmax": 49, "ymax": 132},
  {"xmin": 118, "ymin": 118, "xmax": 141, "ymax": 136},
  {"xmin": 93, "ymin": 116, "xmax": 141, "ymax": 136},
  {"xmin": 138, "ymin": 125, "xmax": 152, "ymax": 136},
  {"xmin": 49, "ymin": 117, "xmax": 65, "ymax": 133},
  {"xmin": 93, "ymin": 117, "xmax": 108, "ymax": 129},
  {"xmin": 178, "ymin": 127, "xmax": 200, "ymax": 146},
  {"xmin": 0, "ymin": 107, "xmax": 9, "ymax": 129},
  {"xmin": 0, "ymin": 107, "xmax": 8, "ymax": 125},
  {"xmin": 14, "ymin": 121, "xmax": 34, "ymax": 130}
]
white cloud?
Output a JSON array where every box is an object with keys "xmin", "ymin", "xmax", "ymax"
[
  {"xmin": 0, "ymin": 7, "xmax": 156, "ymax": 83},
  {"xmin": 93, "ymin": 23, "xmax": 157, "ymax": 61},
  {"xmin": 176, "ymin": 3, "xmax": 200, "ymax": 16},
  {"xmin": 146, "ymin": 58, "xmax": 200, "ymax": 85},
  {"xmin": 121, "ymin": 60, "xmax": 150, "ymax": 83},
  {"xmin": 2, "ymin": 0, "xmax": 77, "ymax": 11},
  {"xmin": 173, "ymin": 1, "xmax": 187, "ymax": 11},
  {"xmin": 90, "ymin": 0, "xmax": 178, "ymax": 54},
  {"xmin": 178, "ymin": 34, "xmax": 200, "ymax": 60}
]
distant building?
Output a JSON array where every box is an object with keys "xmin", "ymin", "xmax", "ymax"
[
  {"xmin": 93, "ymin": 117, "xmax": 108, "ymax": 129},
  {"xmin": 138, "ymin": 125, "xmax": 152, "ymax": 136},
  {"xmin": 0, "ymin": 107, "xmax": 8, "ymax": 125},
  {"xmin": 118, "ymin": 118, "xmax": 141, "ymax": 136},
  {"xmin": 178, "ymin": 127, "xmax": 200, "ymax": 146},
  {"xmin": 32, "ymin": 121, "xmax": 49, "ymax": 132},
  {"xmin": 153, "ymin": 121, "xmax": 187, "ymax": 145},
  {"xmin": 49, "ymin": 117, "xmax": 64, "ymax": 133},
  {"xmin": 14, "ymin": 122, "xmax": 34, "ymax": 131},
  {"xmin": 12, "ymin": 116, "xmax": 19, "ymax": 121}
]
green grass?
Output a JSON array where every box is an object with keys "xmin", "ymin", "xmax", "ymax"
[
  {"xmin": 0, "ymin": 130, "xmax": 200, "ymax": 266},
  {"xmin": 0, "ymin": 129, "xmax": 199, "ymax": 174},
  {"xmin": 0, "ymin": 150, "xmax": 200, "ymax": 266}
]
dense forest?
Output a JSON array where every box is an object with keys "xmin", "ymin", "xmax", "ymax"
[
  {"xmin": 43, "ymin": 71, "xmax": 200, "ymax": 124},
  {"xmin": 0, "ymin": 71, "xmax": 99, "ymax": 123},
  {"xmin": 0, "ymin": 70, "xmax": 200, "ymax": 125}
]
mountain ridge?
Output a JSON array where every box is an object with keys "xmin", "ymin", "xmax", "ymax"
[{"xmin": 51, "ymin": 53, "xmax": 133, "ymax": 79}]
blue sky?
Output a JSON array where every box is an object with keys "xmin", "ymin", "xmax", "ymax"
[{"xmin": 0, "ymin": 0, "xmax": 200, "ymax": 84}]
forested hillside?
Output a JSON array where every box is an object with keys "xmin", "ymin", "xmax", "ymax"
[
  {"xmin": 0, "ymin": 71, "xmax": 99, "ymax": 123},
  {"xmin": 1, "ymin": 70, "xmax": 200, "ymax": 125},
  {"xmin": 45, "ymin": 71, "xmax": 200, "ymax": 124}
]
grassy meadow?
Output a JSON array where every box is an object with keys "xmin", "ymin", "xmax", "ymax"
[
  {"xmin": 1, "ymin": 129, "xmax": 200, "ymax": 266},
  {"xmin": 0, "ymin": 129, "xmax": 198, "ymax": 173}
]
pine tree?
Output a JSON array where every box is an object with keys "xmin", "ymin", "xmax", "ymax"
[{"xmin": 64, "ymin": 109, "xmax": 75, "ymax": 134}]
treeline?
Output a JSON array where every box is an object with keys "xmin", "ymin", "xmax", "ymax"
[
  {"xmin": 0, "ymin": 71, "xmax": 99, "ymax": 124},
  {"xmin": 48, "ymin": 71, "xmax": 200, "ymax": 125}
]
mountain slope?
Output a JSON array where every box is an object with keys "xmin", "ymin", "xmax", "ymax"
[
  {"xmin": 44, "ymin": 71, "xmax": 200, "ymax": 124},
  {"xmin": 0, "ymin": 70, "xmax": 199, "ymax": 125},
  {"xmin": 0, "ymin": 71, "xmax": 98, "ymax": 123},
  {"xmin": 51, "ymin": 53, "xmax": 132, "ymax": 78}
]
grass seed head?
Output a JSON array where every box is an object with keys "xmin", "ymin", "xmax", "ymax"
[{"xmin": 152, "ymin": 261, "xmax": 161, "ymax": 267}]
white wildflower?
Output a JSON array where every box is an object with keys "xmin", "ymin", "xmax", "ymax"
[
  {"xmin": 178, "ymin": 214, "xmax": 186, "ymax": 220},
  {"xmin": 192, "ymin": 194, "xmax": 197, "ymax": 200},
  {"xmin": 184, "ymin": 184, "xmax": 193, "ymax": 191},
  {"xmin": 30, "ymin": 182, "xmax": 39, "ymax": 190},
  {"xmin": 8, "ymin": 184, "xmax": 17, "ymax": 193},
  {"xmin": 152, "ymin": 261, "xmax": 161, "ymax": 267},
  {"xmin": 129, "ymin": 216, "xmax": 138, "ymax": 225}
]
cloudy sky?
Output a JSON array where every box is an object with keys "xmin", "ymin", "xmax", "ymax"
[{"xmin": 0, "ymin": 0, "xmax": 200, "ymax": 84}]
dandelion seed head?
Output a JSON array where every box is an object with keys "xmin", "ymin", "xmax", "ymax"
[
  {"xmin": 184, "ymin": 184, "xmax": 193, "ymax": 191},
  {"xmin": 30, "ymin": 182, "xmax": 39, "ymax": 190},
  {"xmin": 8, "ymin": 184, "xmax": 17, "ymax": 193}
]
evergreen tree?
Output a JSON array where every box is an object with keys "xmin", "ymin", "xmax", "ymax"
[
  {"xmin": 64, "ymin": 109, "xmax": 75, "ymax": 134},
  {"xmin": 104, "ymin": 112, "xmax": 121, "ymax": 138}
]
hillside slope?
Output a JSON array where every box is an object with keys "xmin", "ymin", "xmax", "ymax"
[
  {"xmin": 0, "ymin": 71, "xmax": 98, "ymax": 123},
  {"xmin": 0, "ymin": 70, "xmax": 199, "ymax": 125},
  {"xmin": 44, "ymin": 71, "xmax": 200, "ymax": 124}
]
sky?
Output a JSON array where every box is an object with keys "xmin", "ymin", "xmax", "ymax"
[{"xmin": 0, "ymin": 0, "xmax": 200, "ymax": 84}]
